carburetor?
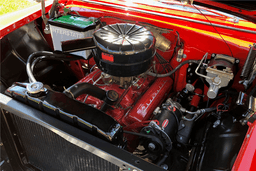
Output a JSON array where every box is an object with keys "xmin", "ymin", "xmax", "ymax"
[{"xmin": 196, "ymin": 53, "xmax": 238, "ymax": 99}]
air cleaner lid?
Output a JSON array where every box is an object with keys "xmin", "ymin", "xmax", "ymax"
[
  {"xmin": 93, "ymin": 23, "xmax": 155, "ymax": 55},
  {"xmin": 93, "ymin": 23, "xmax": 156, "ymax": 77}
]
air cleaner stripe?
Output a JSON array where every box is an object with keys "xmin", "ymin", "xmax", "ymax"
[{"xmin": 102, "ymin": 52, "xmax": 114, "ymax": 62}]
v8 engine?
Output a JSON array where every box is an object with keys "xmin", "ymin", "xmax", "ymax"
[{"xmin": 2, "ymin": 15, "xmax": 254, "ymax": 171}]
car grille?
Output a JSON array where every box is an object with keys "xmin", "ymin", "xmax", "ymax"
[{"xmin": 12, "ymin": 114, "xmax": 120, "ymax": 171}]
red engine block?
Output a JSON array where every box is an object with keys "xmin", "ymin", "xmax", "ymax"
[{"xmin": 76, "ymin": 69, "xmax": 173, "ymax": 131}]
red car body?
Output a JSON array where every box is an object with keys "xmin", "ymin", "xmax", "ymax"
[{"xmin": 1, "ymin": 1, "xmax": 256, "ymax": 171}]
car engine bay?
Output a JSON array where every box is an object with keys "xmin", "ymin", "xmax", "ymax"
[{"xmin": 1, "ymin": 3, "xmax": 256, "ymax": 170}]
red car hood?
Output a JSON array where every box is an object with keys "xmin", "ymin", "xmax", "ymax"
[{"xmin": 194, "ymin": 0, "xmax": 256, "ymax": 23}]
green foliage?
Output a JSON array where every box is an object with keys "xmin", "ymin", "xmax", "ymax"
[{"xmin": 0, "ymin": 0, "xmax": 37, "ymax": 15}]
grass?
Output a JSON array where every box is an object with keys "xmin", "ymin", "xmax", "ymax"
[{"xmin": 0, "ymin": 0, "xmax": 38, "ymax": 16}]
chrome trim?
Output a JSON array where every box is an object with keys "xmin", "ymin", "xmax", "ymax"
[{"xmin": 80, "ymin": 0, "xmax": 256, "ymax": 34}]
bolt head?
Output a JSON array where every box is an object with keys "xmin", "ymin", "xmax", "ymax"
[
  {"xmin": 148, "ymin": 143, "xmax": 156, "ymax": 150},
  {"xmin": 214, "ymin": 77, "xmax": 221, "ymax": 84},
  {"xmin": 161, "ymin": 164, "xmax": 168, "ymax": 170}
]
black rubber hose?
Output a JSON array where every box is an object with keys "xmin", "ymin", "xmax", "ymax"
[
  {"xmin": 147, "ymin": 60, "xmax": 200, "ymax": 77},
  {"xmin": 203, "ymin": 107, "xmax": 217, "ymax": 113},
  {"xmin": 27, "ymin": 51, "xmax": 84, "ymax": 82},
  {"xmin": 156, "ymin": 153, "xmax": 169, "ymax": 166},
  {"xmin": 31, "ymin": 57, "xmax": 42, "ymax": 73},
  {"xmin": 31, "ymin": 55, "xmax": 84, "ymax": 73},
  {"xmin": 241, "ymin": 44, "xmax": 256, "ymax": 79},
  {"xmin": 63, "ymin": 82, "xmax": 107, "ymax": 100},
  {"xmin": 27, "ymin": 51, "xmax": 54, "ymax": 82}
]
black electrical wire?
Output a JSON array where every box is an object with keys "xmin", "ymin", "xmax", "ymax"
[
  {"xmin": 156, "ymin": 153, "xmax": 169, "ymax": 166},
  {"xmin": 185, "ymin": 147, "xmax": 196, "ymax": 171},
  {"xmin": 206, "ymin": 98, "xmax": 209, "ymax": 108},
  {"xmin": 147, "ymin": 60, "xmax": 200, "ymax": 77},
  {"xmin": 156, "ymin": 52, "xmax": 172, "ymax": 71},
  {"xmin": 176, "ymin": 31, "xmax": 181, "ymax": 47},
  {"xmin": 196, "ymin": 92, "xmax": 232, "ymax": 122},
  {"xmin": 193, "ymin": 4, "xmax": 233, "ymax": 57},
  {"xmin": 156, "ymin": 52, "xmax": 169, "ymax": 64},
  {"xmin": 223, "ymin": 94, "xmax": 230, "ymax": 104},
  {"xmin": 196, "ymin": 122, "xmax": 211, "ymax": 171},
  {"xmin": 155, "ymin": 52, "xmax": 174, "ymax": 79},
  {"xmin": 168, "ymin": 31, "xmax": 182, "ymax": 63},
  {"xmin": 197, "ymin": 90, "xmax": 235, "ymax": 114}
]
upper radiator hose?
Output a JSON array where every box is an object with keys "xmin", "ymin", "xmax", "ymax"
[{"xmin": 63, "ymin": 82, "xmax": 119, "ymax": 105}]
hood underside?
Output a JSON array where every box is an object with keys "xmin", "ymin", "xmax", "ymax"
[{"xmin": 194, "ymin": 0, "xmax": 256, "ymax": 23}]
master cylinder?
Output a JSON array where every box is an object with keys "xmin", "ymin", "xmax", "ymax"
[{"xmin": 196, "ymin": 53, "xmax": 237, "ymax": 99}]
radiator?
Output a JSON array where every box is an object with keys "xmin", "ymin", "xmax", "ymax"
[
  {"xmin": 0, "ymin": 93, "xmax": 164, "ymax": 171},
  {"xmin": 12, "ymin": 114, "xmax": 119, "ymax": 171}
]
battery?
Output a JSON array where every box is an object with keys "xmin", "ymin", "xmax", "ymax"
[{"xmin": 48, "ymin": 15, "xmax": 100, "ymax": 59}]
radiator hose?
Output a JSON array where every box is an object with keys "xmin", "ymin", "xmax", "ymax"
[
  {"xmin": 26, "ymin": 51, "xmax": 84, "ymax": 83},
  {"xmin": 63, "ymin": 83, "xmax": 119, "ymax": 107},
  {"xmin": 63, "ymin": 83, "xmax": 106, "ymax": 100}
]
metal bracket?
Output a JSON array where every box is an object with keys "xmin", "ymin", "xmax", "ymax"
[
  {"xmin": 180, "ymin": 0, "xmax": 194, "ymax": 5},
  {"xmin": 176, "ymin": 49, "xmax": 187, "ymax": 62}
]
